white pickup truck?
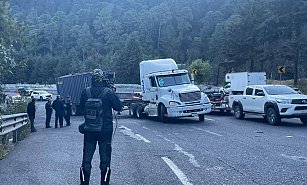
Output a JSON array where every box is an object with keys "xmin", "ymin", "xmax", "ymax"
[{"xmin": 229, "ymin": 85, "xmax": 307, "ymax": 125}]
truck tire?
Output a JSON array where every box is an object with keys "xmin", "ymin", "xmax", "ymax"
[
  {"xmin": 234, "ymin": 105, "xmax": 244, "ymax": 119},
  {"xmin": 40, "ymin": 96, "xmax": 43, "ymax": 101},
  {"xmin": 136, "ymin": 106, "xmax": 145, "ymax": 119},
  {"xmin": 198, "ymin": 114, "xmax": 205, "ymax": 122},
  {"xmin": 71, "ymin": 105, "xmax": 78, "ymax": 116},
  {"xmin": 158, "ymin": 104, "xmax": 167, "ymax": 123},
  {"xmin": 131, "ymin": 104, "xmax": 137, "ymax": 118},
  {"xmin": 266, "ymin": 107, "xmax": 281, "ymax": 125},
  {"xmin": 300, "ymin": 116, "xmax": 307, "ymax": 125}
]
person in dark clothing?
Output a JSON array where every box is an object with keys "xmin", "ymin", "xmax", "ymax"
[
  {"xmin": 45, "ymin": 98, "xmax": 53, "ymax": 128},
  {"xmin": 52, "ymin": 95, "xmax": 65, "ymax": 128},
  {"xmin": 27, "ymin": 97, "xmax": 37, "ymax": 132},
  {"xmin": 80, "ymin": 69, "xmax": 122, "ymax": 185},
  {"xmin": 64, "ymin": 96, "xmax": 72, "ymax": 126}
]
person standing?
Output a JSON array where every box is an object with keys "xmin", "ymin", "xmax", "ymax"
[
  {"xmin": 45, "ymin": 98, "xmax": 53, "ymax": 128},
  {"xmin": 64, "ymin": 96, "xmax": 72, "ymax": 126},
  {"xmin": 79, "ymin": 69, "xmax": 122, "ymax": 185},
  {"xmin": 27, "ymin": 97, "xmax": 37, "ymax": 132},
  {"xmin": 52, "ymin": 95, "xmax": 65, "ymax": 128}
]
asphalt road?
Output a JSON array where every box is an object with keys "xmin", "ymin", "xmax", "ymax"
[{"xmin": 0, "ymin": 100, "xmax": 306, "ymax": 185}]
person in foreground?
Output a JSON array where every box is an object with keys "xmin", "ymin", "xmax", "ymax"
[{"xmin": 79, "ymin": 69, "xmax": 122, "ymax": 185}]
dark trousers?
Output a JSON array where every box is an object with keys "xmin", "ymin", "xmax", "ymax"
[
  {"xmin": 81, "ymin": 129, "xmax": 113, "ymax": 185},
  {"xmin": 29, "ymin": 116, "xmax": 35, "ymax": 131},
  {"xmin": 46, "ymin": 114, "xmax": 52, "ymax": 128},
  {"xmin": 65, "ymin": 113, "xmax": 71, "ymax": 125},
  {"xmin": 55, "ymin": 113, "xmax": 64, "ymax": 128}
]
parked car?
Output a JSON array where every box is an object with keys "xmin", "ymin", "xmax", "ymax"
[
  {"xmin": 17, "ymin": 87, "xmax": 33, "ymax": 96},
  {"xmin": 30, "ymin": 90, "xmax": 52, "ymax": 101}
]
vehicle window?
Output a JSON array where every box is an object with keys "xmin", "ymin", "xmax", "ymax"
[
  {"xmin": 263, "ymin": 86, "xmax": 298, "ymax": 95},
  {"xmin": 245, "ymin": 87, "xmax": 253, "ymax": 95},
  {"xmin": 255, "ymin": 89, "xmax": 264, "ymax": 96},
  {"xmin": 156, "ymin": 73, "xmax": 190, "ymax": 87},
  {"xmin": 150, "ymin": 77, "xmax": 157, "ymax": 87}
]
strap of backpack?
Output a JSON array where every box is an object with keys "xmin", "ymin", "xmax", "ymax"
[{"xmin": 98, "ymin": 88, "xmax": 109, "ymax": 99}]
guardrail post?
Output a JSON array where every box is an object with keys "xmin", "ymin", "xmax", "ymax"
[
  {"xmin": 13, "ymin": 130, "xmax": 18, "ymax": 143},
  {"xmin": 2, "ymin": 134, "xmax": 7, "ymax": 145}
]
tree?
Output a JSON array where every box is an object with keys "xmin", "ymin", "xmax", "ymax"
[{"xmin": 188, "ymin": 59, "xmax": 212, "ymax": 84}]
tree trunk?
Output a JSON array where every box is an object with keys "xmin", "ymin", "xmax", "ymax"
[{"xmin": 157, "ymin": 21, "xmax": 162, "ymax": 51}]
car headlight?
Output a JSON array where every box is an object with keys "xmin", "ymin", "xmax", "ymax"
[
  {"xmin": 169, "ymin": 101, "xmax": 180, "ymax": 106},
  {"xmin": 276, "ymin": 99, "xmax": 292, "ymax": 104}
]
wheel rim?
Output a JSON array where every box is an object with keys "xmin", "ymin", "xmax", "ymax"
[
  {"xmin": 234, "ymin": 107, "xmax": 240, "ymax": 118},
  {"xmin": 268, "ymin": 110, "xmax": 275, "ymax": 123},
  {"xmin": 136, "ymin": 110, "xmax": 140, "ymax": 118}
]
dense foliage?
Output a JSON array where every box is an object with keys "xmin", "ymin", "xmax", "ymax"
[{"xmin": 1, "ymin": 0, "xmax": 307, "ymax": 85}]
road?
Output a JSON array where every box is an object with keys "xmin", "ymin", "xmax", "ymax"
[{"xmin": 0, "ymin": 100, "xmax": 306, "ymax": 185}]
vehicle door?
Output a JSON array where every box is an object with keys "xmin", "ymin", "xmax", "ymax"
[
  {"xmin": 242, "ymin": 87, "xmax": 254, "ymax": 112},
  {"xmin": 148, "ymin": 76, "xmax": 158, "ymax": 115},
  {"xmin": 252, "ymin": 87, "xmax": 266, "ymax": 113}
]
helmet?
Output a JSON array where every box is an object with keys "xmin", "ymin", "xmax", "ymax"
[{"xmin": 92, "ymin": 69, "xmax": 115, "ymax": 89}]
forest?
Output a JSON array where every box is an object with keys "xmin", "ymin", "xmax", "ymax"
[{"xmin": 1, "ymin": 0, "xmax": 307, "ymax": 85}]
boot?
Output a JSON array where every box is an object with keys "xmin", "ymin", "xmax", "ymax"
[
  {"xmin": 101, "ymin": 167, "xmax": 111, "ymax": 185},
  {"xmin": 80, "ymin": 166, "xmax": 90, "ymax": 185}
]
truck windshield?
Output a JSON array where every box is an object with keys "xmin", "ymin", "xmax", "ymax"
[
  {"xmin": 156, "ymin": 73, "xmax": 190, "ymax": 87},
  {"xmin": 263, "ymin": 86, "xmax": 298, "ymax": 95}
]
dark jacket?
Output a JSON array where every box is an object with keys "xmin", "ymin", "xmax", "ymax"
[
  {"xmin": 27, "ymin": 101, "xmax": 36, "ymax": 118},
  {"xmin": 80, "ymin": 86, "xmax": 122, "ymax": 130},
  {"xmin": 52, "ymin": 99, "xmax": 65, "ymax": 115},
  {"xmin": 65, "ymin": 101, "xmax": 72, "ymax": 115},
  {"xmin": 45, "ymin": 102, "xmax": 53, "ymax": 115}
]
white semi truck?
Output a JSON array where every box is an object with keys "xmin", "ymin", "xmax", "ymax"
[{"xmin": 129, "ymin": 58, "xmax": 211, "ymax": 122}]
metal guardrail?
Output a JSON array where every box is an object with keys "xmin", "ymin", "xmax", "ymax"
[{"xmin": 0, "ymin": 113, "xmax": 28, "ymax": 144}]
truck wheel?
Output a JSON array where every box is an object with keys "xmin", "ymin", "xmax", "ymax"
[
  {"xmin": 234, "ymin": 105, "xmax": 244, "ymax": 119},
  {"xmin": 71, "ymin": 105, "xmax": 78, "ymax": 116},
  {"xmin": 158, "ymin": 104, "xmax": 167, "ymax": 123},
  {"xmin": 266, "ymin": 108, "xmax": 281, "ymax": 125},
  {"xmin": 40, "ymin": 96, "xmax": 43, "ymax": 101},
  {"xmin": 131, "ymin": 104, "xmax": 137, "ymax": 118},
  {"xmin": 300, "ymin": 116, "xmax": 307, "ymax": 125},
  {"xmin": 198, "ymin": 114, "xmax": 205, "ymax": 121},
  {"xmin": 136, "ymin": 106, "xmax": 145, "ymax": 119}
]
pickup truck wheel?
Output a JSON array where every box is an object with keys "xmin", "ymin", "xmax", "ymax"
[
  {"xmin": 198, "ymin": 114, "xmax": 205, "ymax": 121},
  {"xmin": 234, "ymin": 105, "xmax": 244, "ymax": 119},
  {"xmin": 266, "ymin": 108, "xmax": 281, "ymax": 125},
  {"xmin": 158, "ymin": 104, "xmax": 167, "ymax": 123},
  {"xmin": 40, "ymin": 96, "xmax": 43, "ymax": 101},
  {"xmin": 300, "ymin": 116, "xmax": 307, "ymax": 125}
]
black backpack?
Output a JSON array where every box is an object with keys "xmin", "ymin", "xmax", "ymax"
[{"xmin": 84, "ymin": 87, "xmax": 108, "ymax": 132}]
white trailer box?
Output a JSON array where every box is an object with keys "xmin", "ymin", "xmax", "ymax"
[{"xmin": 225, "ymin": 72, "xmax": 266, "ymax": 92}]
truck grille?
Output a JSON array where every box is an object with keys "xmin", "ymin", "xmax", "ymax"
[
  {"xmin": 179, "ymin": 91, "xmax": 201, "ymax": 102},
  {"xmin": 292, "ymin": 99, "xmax": 307, "ymax": 104},
  {"xmin": 294, "ymin": 106, "xmax": 307, "ymax": 110}
]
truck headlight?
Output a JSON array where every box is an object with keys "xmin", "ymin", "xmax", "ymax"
[
  {"xmin": 169, "ymin": 101, "xmax": 180, "ymax": 106},
  {"xmin": 276, "ymin": 99, "xmax": 292, "ymax": 104}
]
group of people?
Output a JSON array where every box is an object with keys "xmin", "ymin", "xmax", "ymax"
[
  {"xmin": 27, "ymin": 69, "xmax": 122, "ymax": 185},
  {"xmin": 27, "ymin": 95, "xmax": 73, "ymax": 132}
]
